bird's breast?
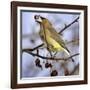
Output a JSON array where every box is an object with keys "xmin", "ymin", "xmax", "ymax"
[{"xmin": 39, "ymin": 30, "xmax": 45, "ymax": 41}]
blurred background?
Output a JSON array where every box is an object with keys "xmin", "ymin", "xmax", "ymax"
[{"xmin": 21, "ymin": 11, "xmax": 80, "ymax": 78}]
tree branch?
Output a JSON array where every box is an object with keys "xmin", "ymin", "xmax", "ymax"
[
  {"xmin": 66, "ymin": 39, "xmax": 79, "ymax": 45},
  {"xmin": 59, "ymin": 16, "xmax": 79, "ymax": 34},
  {"xmin": 22, "ymin": 43, "xmax": 44, "ymax": 52},
  {"xmin": 23, "ymin": 50, "xmax": 79, "ymax": 61}
]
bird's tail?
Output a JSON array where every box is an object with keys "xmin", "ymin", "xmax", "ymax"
[
  {"xmin": 64, "ymin": 48, "xmax": 74, "ymax": 62},
  {"xmin": 64, "ymin": 48, "xmax": 70, "ymax": 56}
]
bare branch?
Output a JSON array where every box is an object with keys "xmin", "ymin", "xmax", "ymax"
[
  {"xmin": 59, "ymin": 16, "xmax": 79, "ymax": 34},
  {"xmin": 22, "ymin": 39, "xmax": 79, "ymax": 61},
  {"xmin": 66, "ymin": 53, "xmax": 79, "ymax": 60},
  {"xmin": 37, "ymin": 49, "xmax": 39, "ymax": 55},
  {"xmin": 22, "ymin": 43, "xmax": 44, "ymax": 52},
  {"xmin": 23, "ymin": 50, "xmax": 79, "ymax": 61},
  {"xmin": 66, "ymin": 39, "xmax": 79, "ymax": 45}
]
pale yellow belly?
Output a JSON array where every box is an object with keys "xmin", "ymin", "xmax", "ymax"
[{"xmin": 46, "ymin": 35, "xmax": 63, "ymax": 51}]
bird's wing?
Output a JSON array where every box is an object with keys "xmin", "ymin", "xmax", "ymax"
[{"xmin": 48, "ymin": 26, "xmax": 70, "ymax": 53}]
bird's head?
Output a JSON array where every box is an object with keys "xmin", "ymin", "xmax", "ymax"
[
  {"xmin": 34, "ymin": 15, "xmax": 52, "ymax": 28},
  {"xmin": 34, "ymin": 15, "xmax": 47, "ymax": 23}
]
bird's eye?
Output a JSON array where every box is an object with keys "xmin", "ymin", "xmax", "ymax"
[
  {"xmin": 36, "ymin": 16, "xmax": 39, "ymax": 19},
  {"xmin": 34, "ymin": 15, "xmax": 39, "ymax": 20}
]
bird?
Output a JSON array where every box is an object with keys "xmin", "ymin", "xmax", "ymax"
[{"xmin": 34, "ymin": 15, "xmax": 74, "ymax": 62}]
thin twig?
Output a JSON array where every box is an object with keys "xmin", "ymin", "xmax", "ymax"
[
  {"xmin": 23, "ymin": 50, "xmax": 79, "ymax": 61},
  {"xmin": 37, "ymin": 49, "xmax": 39, "ymax": 55},
  {"xmin": 59, "ymin": 16, "xmax": 79, "ymax": 34},
  {"xmin": 66, "ymin": 53, "xmax": 79, "ymax": 60},
  {"xmin": 22, "ymin": 43, "xmax": 44, "ymax": 52},
  {"xmin": 66, "ymin": 39, "xmax": 79, "ymax": 45}
]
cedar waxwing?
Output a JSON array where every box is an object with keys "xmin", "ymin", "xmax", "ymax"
[{"xmin": 34, "ymin": 15, "xmax": 74, "ymax": 61}]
